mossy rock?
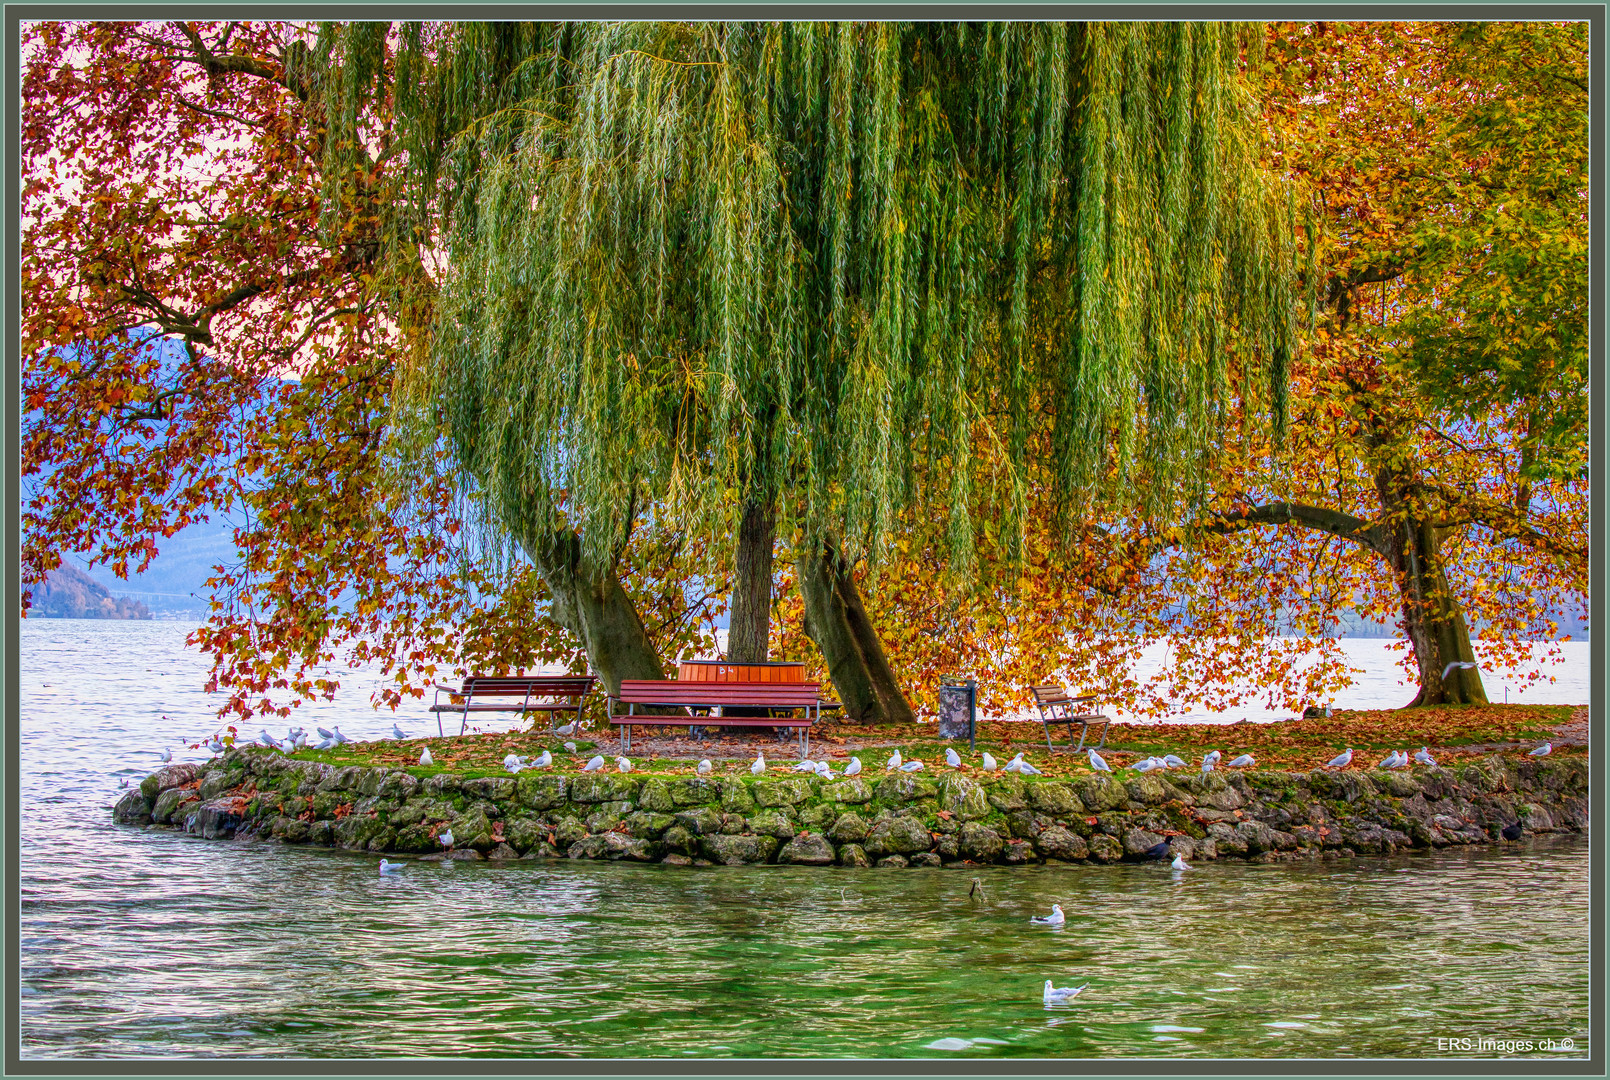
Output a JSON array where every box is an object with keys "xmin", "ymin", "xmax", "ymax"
[
  {"xmin": 392, "ymin": 823, "xmax": 440, "ymax": 854},
  {"xmin": 985, "ymin": 774, "xmax": 1026, "ymax": 812},
  {"xmin": 424, "ymin": 773, "xmax": 463, "ymax": 796},
  {"xmin": 939, "ymin": 776, "xmax": 992, "ymax": 820},
  {"xmin": 821, "ymin": 778, "xmax": 872, "ymax": 804},
  {"xmin": 778, "ymin": 833, "xmax": 835, "ymax": 865},
  {"xmin": 661, "ymin": 825, "xmax": 696, "ymax": 855},
  {"xmin": 271, "ymin": 816, "xmax": 311, "ymax": 844},
  {"xmin": 958, "ymin": 821, "xmax": 1004, "ymax": 862},
  {"xmin": 1195, "ymin": 776, "xmax": 1245, "ymax": 811},
  {"xmin": 554, "ymin": 817, "xmax": 588, "ymax": 847},
  {"xmin": 624, "ymin": 811, "xmax": 676, "ymax": 839},
  {"xmin": 669, "ymin": 777, "xmax": 721, "ymax": 807},
  {"xmin": 308, "ymin": 820, "xmax": 334, "ymax": 846},
  {"xmin": 310, "ymin": 792, "xmax": 342, "ymax": 819},
  {"xmin": 828, "ymin": 811, "xmax": 869, "ymax": 843},
  {"xmin": 461, "ymin": 776, "xmax": 516, "ymax": 803},
  {"xmin": 1075, "ymin": 774, "xmax": 1129, "ymax": 812},
  {"xmin": 449, "ymin": 807, "xmax": 495, "ymax": 844},
  {"xmin": 1034, "ymin": 825, "xmax": 1087, "ymax": 861},
  {"xmin": 112, "ymin": 789, "xmax": 154, "ymax": 826},
  {"xmin": 865, "ymin": 816, "xmax": 935, "ymax": 857},
  {"xmin": 873, "ymin": 775, "xmax": 938, "ymax": 805},
  {"xmin": 1026, "ymin": 781, "xmax": 1083, "ymax": 816},
  {"xmin": 747, "ymin": 808, "xmax": 798, "ymax": 840},
  {"xmin": 718, "ymin": 778, "xmax": 758, "ymax": 814},
  {"xmin": 673, "ymin": 807, "xmax": 724, "ymax": 835},
  {"xmin": 334, "ymin": 814, "xmax": 384, "ymax": 850},
  {"xmin": 752, "ymin": 777, "xmax": 815, "ymax": 807},
  {"xmin": 838, "ymin": 843, "xmax": 871, "ymax": 867},
  {"xmin": 397, "ymin": 797, "xmax": 457, "ymax": 825},
  {"xmin": 1086, "ymin": 833, "xmax": 1123, "ymax": 862},
  {"xmin": 570, "ymin": 774, "xmax": 641, "ymax": 804},
  {"xmin": 700, "ymin": 833, "xmax": 779, "ymax": 865},
  {"xmin": 196, "ymin": 770, "xmax": 231, "ymax": 801},
  {"xmin": 503, "ymin": 818, "xmax": 547, "ymax": 853},
  {"xmin": 637, "ymin": 777, "xmax": 677, "ymax": 813},
  {"xmin": 515, "ymin": 774, "xmax": 568, "ymax": 810},
  {"xmin": 281, "ymin": 796, "xmax": 309, "ymax": 818},
  {"xmin": 797, "ymin": 803, "xmax": 835, "ymax": 830},
  {"xmin": 316, "ymin": 766, "xmax": 363, "ymax": 794}
]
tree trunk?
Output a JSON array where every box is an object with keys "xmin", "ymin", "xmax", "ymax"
[
  {"xmin": 727, "ymin": 495, "xmax": 775, "ymax": 664},
  {"xmin": 798, "ymin": 535, "xmax": 916, "ymax": 725},
  {"xmin": 523, "ymin": 525, "xmax": 664, "ymax": 696},
  {"xmin": 1374, "ymin": 479, "xmax": 1488, "ymax": 708}
]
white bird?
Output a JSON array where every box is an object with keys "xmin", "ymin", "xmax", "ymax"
[
  {"xmin": 1019, "ymin": 761, "xmax": 1043, "ymax": 775},
  {"xmin": 438, "ymin": 828, "xmax": 454, "ymax": 849},
  {"xmin": 379, "ymin": 859, "xmax": 404, "ymax": 875},
  {"xmin": 1389, "ymin": 750, "xmax": 1410, "ymax": 769},
  {"xmin": 1043, "ymin": 980, "xmax": 1087, "ymax": 1004},
  {"xmin": 900, "ymin": 760, "xmax": 925, "ymax": 772},
  {"xmin": 1529, "ymin": 742, "xmax": 1552, "ymax": 757},
  {"xmin": 1414, "ymin": 746, "xmax": 1436, "ymax": 766},
  {"xmin": 583, "ymin": 755, "xmax": 605, "ymax": 772},
  {"xmin": 885, "ymin": 750, "xmax": 902, "ymax": 771},
  {"xmin": 1375, "ymin": 750, "xmax": 1398, "ymax": 769},
  {"xmin": 316, "ymin": 726, "xmax": 336, "ymax": 741},
  {"xmin": 945, "ymin": 747, "xmax": 962, "ymax": 768},
  {"xmin": 794, "ymin": 760, "xmax": 818, "ymax": 773},
  {"xmin": 1030, "ymin": 904, "xmax": 1066, "ymax": 927},
  {"xmin": 1442, "ymin": 660, "xmax": 1478, "ymax": 680},
  {"xmin": 1135, "ymin": 758, "xmax": 1161, "ymax": 774},
  {"xmin": 1162, "ymin": 754, "xmax": 1187, "ymax": 769},
  {"xmin": 1228, "ymin": 753, "xmax": 1256, "ymax": 768},
  {"xmin": 531, "ymin": 750, "xmax": 552, "ymax": 770},
  {"xmin": 1004, "ymin": 752, "xmax": 1026, "ymax": 773},
  {"xmin": 554, "ymin": 720, "xmax": 578, "ymax": 736},
  {"xmin": 332, "ymin": 726, "xmax": 348, "ymax": 745},
  {"xmin": 1171, "ymin": 854, "xmax": 1191, "ymax": 871},
  {"xmin": 616, "ymin": 756, "xmax": 632, "ymax": 773},
  {"xmin": 982, "ymin": 752, "xmax": 998, "ymax": 771},
  {"xmin": 392, "ymin": 723, "xmax": 408, "ymax": 740},
  {"xmin": 419, "ymin": 747, "xmax": 433, "ymax": 766},
  {"xmin": 697, "ymin": 759, "xmax": 713, "ymax": 775},
  {"xmin": 1088, "ymin": 749, "xmax": 1111, "ymax": 773},
  {"xmin": 1324, "ymin": 748, "xmax": 1353, "ymax": 769},
  {"xmin": 564, "ymin": 741, "xmax": 578, "ymax": 754},
  {"xmin": 814, "ymin": 761, "xmax": 833, "ymax": 779},
  {"xmin": 1201, "ymin": 760, "xmax": 1215, "ymax": 775},
  {"xmin": 503, "ymin": 754, "xmax": 526, "ymax": 774},
  {"xmin": 159, "ymin": 747, "xmax": 173, "ymax": 763},
  {"xmin": 1204, "ymin": 750, "xmax": 1222, "ymax": 765},
  {"xmin": 844, "ymin": 756, "xmax": 862, "ymax": 777},
  {"xmin": 314, "ymin": 736, "xmax": 336, "ymax": 751},
  {"xmin": 751, "ymin": 752, "xmax": 766, "ymax": 775},
  {"xmin": 205, "ymin": 737, "xmax": 224, "ymax": 755}
]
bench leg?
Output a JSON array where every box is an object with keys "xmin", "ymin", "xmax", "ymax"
[
  {"xmin": 1095, "ymin": 722, "xmax": 1108, "ymax": 751},
  {"xmin": 1074, "ymin": 723, "xmax": 1087, "ymax": 754},
  {"xmin": 1043, "ymin": 718, "xmax": 1056, "ymax": 755}
]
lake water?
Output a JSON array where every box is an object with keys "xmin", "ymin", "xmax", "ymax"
[{"xmin": 17, "ymin": 620, "xmax": 1593, "ymax": 1060}]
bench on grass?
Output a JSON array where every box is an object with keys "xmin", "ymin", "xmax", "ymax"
[
  {"xmin": 1031, "ymin": 684, "xmax": 1111, "ymax": 754},
  {"xmin": 608, "ymin": 680, "xmax": 827, "ymax": 756},
  {"xmin": 430, "ymin": 675, "xmax": 596, "ymax": 737}
]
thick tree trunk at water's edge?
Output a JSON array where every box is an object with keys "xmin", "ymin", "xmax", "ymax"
[{"xmin": 798, "ymin": 536, "xmax": 915, "ymax": 725}]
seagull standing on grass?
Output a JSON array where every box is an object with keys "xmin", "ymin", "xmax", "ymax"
[
  {"xmin": 317, "ymin": 726, "xmax": 336, "ymax": 742},
  {"xmin": 564, "ymin": 741, "xmax": 578, "ymax": 754},
  {"xmin": 1414, "ymin": 746, "xmax": 1436, "ymax": 766},
  {"xmin": 1043, "ymin": 980, "xmax": 1087, "ymax": 1004},
  {"xmin": 844, "ymin": 757, "xmax": 862, "ymax": 777},
  {"xmin": 1018, "ymin": 761, "xmax": 1043, "ymax": 775},
  {"xmin": 1228, "ymin": 754, "xmax": 1256, "ymax": 768},
  {"xmin": 616, "ymin": 757, "xmax": 632, "ymax": 773},
  {"xmin": 1324, "ymin": 748, "xmax": 1353, "ymax": 770},
  {"xmin": 751, "ymin": 752, "xmax": 767, "ymax": 775},
  {"xmin": 1088, "ymin": 749, "xmax": 1111, "ymax": 773},
  {"xmin": 1004, "ymin": 752, "xmax": 1026, "ymax": 773},
  {"xmin": 379, "ymin": 859, "xmax": 405, "ymax": 876},
  {"xmin": 1203, "ymin": 750, "xmax": 1222, "ymax": 766},
  {"xmin": 946, "ymin": 748, "xmax": 963, "ymax": 768},
  {"xmin": 1375, "ymin": 750, "xmax": 1398, "ymax": 769},
  {"xmin": 419, "ymin": 747, "xmax": 434, "ymax": 767},
  {"xmin": 555, "ymin": 720, "xmax": 578, "ymax": 736},
  {"xmin": 1162, "ymin": 754, "xmax": 1187, "ymax": 769},
  {"xmin": 1529, "ymin": 742, "xmax": 1552, "ymax": 757},
  {"xmin": 1135, "ymin": 758, "xmax": 1161, "ymax": 773},
  {"xmin": 814, "ymin": 761, "xmax": 834, "ymax": 779},
  {"xmin": 794, "ymin": 760, "xmax": 818, "ymax": 773},
  {"xmin": 582, "ymin": 755, "xmax": 605, "ymax": 772},
  {"xmin": 900, "ymin": 760, "xmax": 925, "ymax": 772},
  {"xmin": 1030, "ymin": 904, "xmax": 1066, "ymax": 927},
  {"xmin": 885, "ymin": 750, "xmax": 903, "ymax": 771},
  {"xmin": 531, "ymin": 750, "xmax": 552, "ymax": 770},
  {"xmin": 982, "ymin": 752, "xmax": 998, "ymax": 771},
  {"xmin": 504, "ymin": 753, "xmax": 526, "ymax": 773},
  {"xmin": 697, "ymin": 759, "xmax": 713, "ymax": 775},
  {"xmin": 332, "ymin": 726, "xmax": 349, "ymax": 745}
]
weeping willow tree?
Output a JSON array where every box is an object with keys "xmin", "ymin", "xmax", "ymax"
[{"xmin": 315, "ymin": 21, "xmax": 1300, "ymax": 716}]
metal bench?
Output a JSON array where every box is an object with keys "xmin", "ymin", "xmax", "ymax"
[
  {"xmin": 430, "ymin": 675, "xmax": 596, "ymax": 736},
  {"xmin": 1031, "ymin": 684, "xmax": 1111, "ymax": 754},
  {"xmin": 608, "ymin": 680, "xmax": 826, "ymax": 756}
]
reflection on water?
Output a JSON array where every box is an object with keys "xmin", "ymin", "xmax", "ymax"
[{"xmin": 18, "ymin": 621, "xmax": 1592, "ymax": 1059}]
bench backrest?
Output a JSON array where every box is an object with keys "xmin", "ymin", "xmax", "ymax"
[
  {"xmin": 459, "ymin": 676, "xmax": 595, "ymax": 698},
  {"xmin": 1032, "ymin": 684, "xmax": 1097, "ymax": 705},
  {"xmin": 616, "ymin": 679, "xmax": 821, "ymax": 707}
]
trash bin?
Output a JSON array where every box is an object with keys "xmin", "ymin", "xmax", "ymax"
[{"xmin": 938, "ymin": 674, "xmax": 977, "ymax": 750}]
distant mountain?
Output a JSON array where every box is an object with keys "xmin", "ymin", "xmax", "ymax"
[{"xmin": 28, "ymin": 564, "xmax": 151, "ymax": 620}]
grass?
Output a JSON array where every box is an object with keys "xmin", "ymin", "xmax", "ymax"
[{"xmin": 234, "ymin": 704, "xmax": 1579, "ymax": 783}]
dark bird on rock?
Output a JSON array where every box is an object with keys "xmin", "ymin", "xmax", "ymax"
[{"xmin": 1142, "ymin": 841, "xmax": 1171, "ymax": 861}]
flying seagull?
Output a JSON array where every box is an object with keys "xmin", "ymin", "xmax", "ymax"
[
  {"xmin": 1442, "ymin": 660, "xmax": 1478, "ymax": 680},
  {"xmin": 1030, "ymin": 904, "xmax": 1066, "ymax": 927}
]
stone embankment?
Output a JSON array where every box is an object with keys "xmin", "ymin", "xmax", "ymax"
[{"xmin": 114, "ymin": 749, "xmax": 1589, "ymax": 867}]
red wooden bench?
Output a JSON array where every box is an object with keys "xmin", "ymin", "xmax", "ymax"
[
  {"xmin": 430, "ymin": 675, "xmax": 596, "ymax": 737},
  {"xmin": 608, "ymin": 680, "xmax": 827, "ymax": 756}
]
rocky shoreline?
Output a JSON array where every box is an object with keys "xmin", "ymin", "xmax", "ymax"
[{"xmin": 114, "ymin": 749, "xmax": 1589, "ymax": 867}]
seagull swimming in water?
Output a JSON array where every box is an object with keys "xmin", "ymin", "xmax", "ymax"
[
  {"xmin": 1088, "ymin": 749, "xmax": 1111, "ymax": 773},
  {"xmin": 1171, "ymin": 854, "xmax": 1192, "ymax": 871},
  {"xmin": 1529, "ymin": 742, "xmax": 1552, "ymax": 757},
  {"xmin": 1324, "ymin": 748, "xmax": 1353, "ymax": 769},
  {"xmin": 379, "ymin": 859, "xmax": 405, "ymax": 875},
  {"xmin": 982, "ymin": 752, "xmax": 998, "ymax": 771},
  {"xmin": 582, "ymin": 755, "xmax": 605, "ymax": 772},
  {"xmin": 697, "ymin": 759, "xmax": 713, "ymax": 775},
  {"xmin": 885, "ymin": 750, "xmax": 902, "ymax": 771},
  {"xmin": 844, "ymin": 757, "xmax": 862, "ymax": 777},
  {"xmin": 419, "ymin": 747, "xmax": 433, "ymax": 766},
  {"xmin": 392, "ymin": 723, "xmax": 408, "ymax": 740},
  {"xmin": 751, "ymin": 752, "xmax": 767, "ymax": 775},
  {"xmin": 946, "ymin": 748, "xmax": 962, "ymax": 768},
  {"xmin": 1030, "ymin": 904, "xmax": 1066, "ymax": 927},
  {"xmin": 1043, "ymin": 980, "xmax": 1087, "ymax": 1004}
]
